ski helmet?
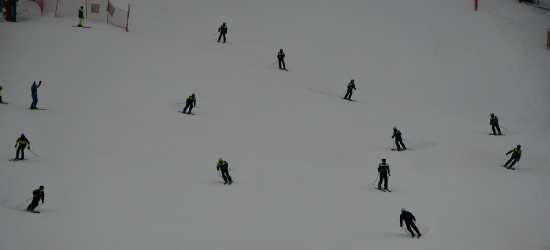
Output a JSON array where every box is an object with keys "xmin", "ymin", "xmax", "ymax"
[
  {"xmin": 39, "ymin": 186, "xmax": 44, "ymax": 190},
  {"xmin": 382, "ymin": 159, "xmax": 386, "ymax": 161},
  {"xmin": 192, "ymin": 93, "xmax": 195, "ymax": 96},
  {"xmin": 223, "ymin": 22, "xmax": 226, "ymax": 25},
  {"xmin": 393, "ymin": 126, "xmax": 397, "ymax": 130},
  {"xmin": 218, "ymin": 158, "xmax": 222, "ymax": 161},
  {"xmin": 351, "ymin": 79, "xmax": 354, "ymax": 81},
  {"xmin": 280, "ymin": 49, "xmax": 283, "ymax": 52},
  {"xmin": 0, "ymin": 85, "xmax": 2, "ymax": 89},
  {"xmin": 21, "ymin": 134, "xmax": 25, "ymax": 137},
  {"xmin": 490, "ymin": 113, "xmax": 494, "ymax": 116},
  {"xmin": 401, "ymin": 208, "xmax": 406, "ymax": 212},
  {"xmin": 517, "ymin": 145, "xmax": 521, "ymax": 148}
]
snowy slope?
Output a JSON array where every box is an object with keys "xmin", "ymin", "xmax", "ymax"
[{"xmin": 1, "ymin": 0, "xmax": 549, "ymax": 249}]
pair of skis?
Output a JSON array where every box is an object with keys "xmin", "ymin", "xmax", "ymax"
[
  {"xmin": 72, "ymin": 26, "xmax": 91, "ymax": 28},
  {"xmin": 0, "ymin": 102, "xmax": 8, "ymax": 105},
  {"xmin": 391, "ymin": 148, "xmax": 407, "ymax": 151},
  {"xmin": 376, "ymin": 187, "xmax": 392, "ymax": 192},
  {"xmin": 342, "ymin": 98, "xmax": 356, "ymax": 102},
  {"xmin": 179, "ymin": 111, "xmax": 195, "ymax": 115},
  {"xmin": 223, "ymin": 181, "xmax": 233, "ymax": 185},
  {"xmin": 500, "ymin": 165, "xmax": 515, "ymax": 170},
  {"xmin": 490, "ymin": 133, "xmax": 505, "ymax": 136},
  {"xmin": 9, "ymin": 158, "xmax": 26, "ymax": 161}
]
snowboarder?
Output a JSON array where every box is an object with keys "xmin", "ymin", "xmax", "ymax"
[
  {"xmin": 14, "ymin": 134, "xmax": 30, "ymax": 160},
  {"xmin": 182, "ymin": 93, "xmax": 196, "ymax": 114},
  {"xmin": 30, "ymin": 81, "xmax": 41, "ymax": 109},
  {"xmin": 503, "ymin": 145, "xmax": 522, "ymax": 169},
  {"xmin": 392, "ymin": 127, "xmax": 407, "ymax": 150},
  {"xmin": 377, "ymin": 159, "xmax": 390, "ymax": 191},
  {"xmin": 343, "ymin": 79, "xmax": 356, "ymax": 100},
  {"xmin": 490, "ymin": 113, "xmax": 502, "ymax": 135},
  {"xmin": 217, "ymin": 158, "xmax": 233, "ymax": 184},
  {"xmin": 400, "ymin": 208, "xmax": 421, "ymax": 238},
  {"xmin": 27, "ymin": 186, "xmax": 44, "ymax": 212},
  {"xmin": 218, "ymin": 22, "xmax": 227, "ymax": 43},
  {"xmin": 78, "ymin": 6, "xmax": 84, "ymax": 27},
  {"xmin": 277, "ymin": 49, "xmax": 286, "ymax": 70}
]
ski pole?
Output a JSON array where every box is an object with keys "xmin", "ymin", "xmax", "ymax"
[
  {"xmin": 36, "ymin": 203, "xmax": 43, "ymax": 210},
  {"xmin": 272, "ymin": 59, "xmax": 278, "ymax": 65},
  {"xmin": 402, "ymin": 226, "xmax": 411, "ymax": 236},
  {"xmin": 392, "ymin": 138, "xmax": 395, "ymax": 148},
  {"xmin": 402, "ymin": 138, "xmax": 411, "ymax": 144},
  {"xmin": 218, "ymin": 170, "xmax": 221, "ymax": 178},
  {"xmin": 17, "ymin": 197, "xmax": 33, "ymax": 208},
  {"xmin": 228, "ymin": 168, "xmax": 234, "ymax": 171},
  {"xmin": 29, "ymin": 149, "xmax": 39, "ymax": 157},
  {"xmin": 499, "ymin": 125, "xmax": 509, "ymax": 131},
  {"xmin": 373, "ymin": 173, "xmax": 379, "ymax": 185}
]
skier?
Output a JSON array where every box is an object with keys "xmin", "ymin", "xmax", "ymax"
[
  {"xmin": 77, "ymin": 6, "xmax": 84, "ymax": 27},
  {"xmin": 392, "ymin": 126, "xmax": 407, "ymax": 150},
  {"xmin": 14, "ymin": 134, "xmax": 30, "ymax": 160},
  {"xmin": 217, "ymin": 158, "xmax": 233, "ymax": 185},
  {"xmin": 503, "ymin": 145, "xmax": 522, "ymax": 169},
  {"xmin": 343, "ymin": 79, "xmax": 356, "ymax": 100},
  {"xmin": 182, "ymin": 93, "xmax": 196, "ymax": 114},
  {"xmin": 277, "ymin": 49, "xmax": 286, "ymax": 70},
  {"xmin": 30, "ymin": 81, "xmax": 41, "ymax": 109},
  {"xmin": 218, "ymin": 22, "xmax": 227, "ymax": 43},
  {"xmin": 27, "ymin": 186, "xmax": 44, "ymax": 212},
  {"xmin": 490, "ymin": 113, "xmax": 502, "ymax": 135},
  {"xmin": 400, "ymin": 208, "xmax": 422, "ymax": 238},
  {"xmin": 377, "ymin": 159, "xmax": 390, "ymax": 191}
]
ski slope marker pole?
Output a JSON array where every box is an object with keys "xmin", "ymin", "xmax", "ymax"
[
  {"xmin": 29, "ymin": 149, "xmax": 39, "ymax": 157},
  {"xmin": 17, "ymin": 197, "xmax": 33, "ymax": 208},
  {"xmin": 373, "ymin": 173, "xmax": 379, "ymax": 185}
]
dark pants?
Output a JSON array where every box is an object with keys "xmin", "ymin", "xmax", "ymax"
[
  {"xmin": 27, "ymin": 197, "xmax": 40, "ymax": 211},
  {"xmin": 31, "ymin": 94, "xmax": 38, "ymax": 108},
  {"xmin": 405, "ymin": 221, "xmax": 421, "ymax": 235},
  {"xmin": 505, "ymin": 156, "xmax": 519, "ymax": 167},
  {"xmin": 395, "ymin": 138, "xmax": 406, "ymax": 149},
  {"xmin": 220, "ymin": 168, "xmax": 232, "ymax": 182},
  {"xmin": 378, "ymin": 174, "xmax": 388, "ymax": 189},
  {"xmin": 16, "ymin": 145, "xmax": 26, "ymax": 159},
  {"xmin": 183, "ymin": 103, "xmax": 194, "ymax": 113},
  {"xmin": 492, "ymin": 124, "xmax": 501, "ymax": 134},
  {"xmin": 278, "ymin": 59, "xmax": 285, "ymax": 69},
  {"xmin": 218, "ymin": 33, "xmax": 226, "ymax": 43},
  {"xmin": 0, "ymin": 95, "xmax": 2, "ymax": 102},
  {"xmin": 344, "ymin": 89, "xmax": 353, "ymax": 99}
]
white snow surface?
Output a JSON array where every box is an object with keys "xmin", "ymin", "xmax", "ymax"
[{"xmin": 1, "ymin": 0, "xmax": 550, "ymax": 249}]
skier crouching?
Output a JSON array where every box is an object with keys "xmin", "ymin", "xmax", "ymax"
[{"xmin": 400, "ymin": 208, "xmax": 421, "ymax": 238}]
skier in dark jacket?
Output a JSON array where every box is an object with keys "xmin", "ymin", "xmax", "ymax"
[
  {"xmin": 30, "ymin": 81, "xmax": 41, "ymax": 109},
  {"xmin": 392, "ymin": 127, "xmax": 407, "ymax": 150},
  {"xmin": 27, "ymin": 186, "xmax": 44, "ymax": 211},
  {"xmin": 182, "ymin": 93, "xmax": 196, "ymax": 114},
  {"xmin": 377, "ymin": 159, "xmax": 390, "ymax": 191},
  {"xmin": 217, "ymin": 158, "xmax": 232, "ymax": 185},
  {"xmin": 78, "ymin": 6, "xmax": 84, "ymax": 27},
  {"xmin": 277, "ymin": 49, "xmax": 286, "ymax": 70},
  {"xmin": 400, "ymin": 208, "xmax": 421, "ymax": 238},
  {"xmin": 218, "ymin": 22, "xmax": 227, "ymax": 43},
  {"xmin": 503, "ymin": 145, "xmax": 522, "ymax": 169},
  {"xmin": 343, "ymin": 79, "xmax": 356, "ymax": 100},
  {"xmin": 15, "ymin": 134, "xmax": 30, "ymax": 160},
  {"xmin": 490, "ymin": 113, "xmax": 502, "ymax": 135}
]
